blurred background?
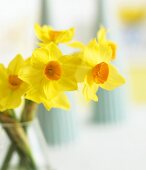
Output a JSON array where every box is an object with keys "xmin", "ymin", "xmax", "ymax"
[{"xmin": 0, "ymin": 0, "xmax": 146, "ymax": 169}]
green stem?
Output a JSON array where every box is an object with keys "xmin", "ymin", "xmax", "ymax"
[
  {"xmin": 0, "ymin": 112, "xmax": 37, "ymax": 170},
  {"xmin": 19, "ymin": 100, "xmax": 38, "ymax": 168},
  {"xmin": 21, "ymin": 99, "xmax": 37, "ymax": 122},
  {"xmin": 1, "ymin": 144, "xmax": 15, "ymax": 170},
  {"xmin": 4, "ymin": 124, "xmax": 37, "ymax": 170},
  {"xmin": 0, "ymin": 100, "xmax": 38, "ymax": 169}
]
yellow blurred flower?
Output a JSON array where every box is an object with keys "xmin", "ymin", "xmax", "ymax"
[
  {"xmin": 35, "ymin": 23, "xmax": 74, "ymax": 45},
  {"xmin": 69, "ymin": 27, "xmax": 117, "ymax": 61},
  {"xmin": 68, "ymin": 38, "xmax": 113, "ymax": 81},
  {"xmin": 0, "ymin": 55, "xmax": 28, "ymax": 111},
  {"xmin": 119, "ymin": 7, "xmax": 146, "ymax": 24},
  {"xmin": 97, "ymin": 27, "xmax": 117, "ymax": 60},
  {"xmin": 19, "ymin": 43, "xmax": 79, "ymax": 110},
  {"xmin": 82, "ymin": 40, "xmax": 125, "ymax": 101},
  {"xmin": 67, "ymin": 37, "xmax": 125, "ymax": 101}
]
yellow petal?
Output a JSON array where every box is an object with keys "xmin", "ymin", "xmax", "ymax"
[
  {"xmin": 108, "ymin": 41, "xmax": 117, "ymax": 60},
  {"xmin": 25, "ymin": 87, "xmax": 43, "ymax": 104},
  {"xmin": 83, "ymin": 76, "xmax": 99, "ymax": 101},
  {"xmin": 0, "ymin": 64, "xmax": 8, "ymax": 83},
  {"xmin": 1, "ymin": 90, "xmax": 22, "ymax": 110},
  {"xmin": 19, "ymin": 65, "xmax": 44, "ymax": 87},
  {"xmin": 97, "ymin": 27, "xmax": 117, "ymax": 61},
  {"xmin": 84, "ymin": 39, "xmax": 111, "ymax": 65},
  {"xmin": 67, "ymin": 41, "xmax": 84, "ymax": 49},
  {"xmin": 0, "ymin": 56, "xmax": 28, "ymax": 111},
  {"xmin": 87, "ymin": 38, "xmax": 98, "ymax": 48},
  {"xmin": 34, "ymin": 23, "xmax": 43, "ymax": 40},
  {"xmin": 60, "ymin": 53, "xmax": 89, "ymax": 83},
  {"xmin": 34, "ymin": 23, "xmax": 74, "ymax": 44},
  {"xmin": 57, "ymin": 55, "xmax": 82, "ymax": 90},
  {"xmin": 43, "ymin": 93, "xmax": 70, "ymax": 110},
  {"xmin": 100, "ymin": 64, "xmax": 125, "ymax": 90},
  {"xmin": 97, "ymin": 26, "xmax": 107, "ymax": 43},
  {"xmin": 0, "ymin": 82, "xmax": 27, "ymax": 111},
  {"xmin": 34, "ymin": 23, "xmax": 52, "ymax": 42},
  {"xmin": 43, "ymin": 80, "xmax": 59, "ymax": 99},
  {"xmin": 72, "ymin": 53, "xmax": 91, "ymax": 82},
  {"xmin": 98, "ymin": 43, "xmax": 112, "ymax": 63},
  {"xmin": 55, "ymin": 27, "xmax": 75, "ymax": 44},
  {"xmin": 31, "ymin": 48, "xmax": 49, "ymax": 69},
  {"xmin": 83, "ymin": 40, "xmax": 99, "ymax": 66},
  {"xmin": 58, "ymin": 76, "xmax": 78, "ymax": 91},
  {"xmin": 48, "ymin": 43, "xmax": 62, "ymax": 60},
  {"xmin": 8, "ymin": 54, "xmax": 24, "ymax": 75},
  {"xmin": 0, "ymin": 104, "xmax": 5, "ymax": 112},
  {"xmin": 60, "ymin": 53, "xmax": 83, "ymax": 67}
]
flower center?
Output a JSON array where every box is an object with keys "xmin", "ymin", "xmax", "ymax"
[
  {"xmin": 44, "ymin": 61, "xmax": 62, "ymax": 80},
  {"xmin": 92, "ymin": 62, "xmax": 109, "ymax": 84},
  {"xmin": 8, "ymin": 75, "xmax": 22, "ymax": 89}
]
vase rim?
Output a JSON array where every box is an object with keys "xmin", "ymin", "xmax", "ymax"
[{"xmin": 0, "ymin": 119, "xmax": 35, "ymax": 128}]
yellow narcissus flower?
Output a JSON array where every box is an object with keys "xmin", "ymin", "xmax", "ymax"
[
  {"xmin": 0, "ymin": 55, "xmax": 28, "ymax": 111},
  {"xmin": 68, "ymin": 38, "xmax": 112, "ymax": 82},
  {"xmin": 19, "ymin": 43, "xmax": 80, "ymax": 110},
  {"xmin": 35, "ymin": 23, "xmax": 74, "ymax": 45},
  {"xmin": 81, "ymin": 40, "xmax": 125, "ymax": 101},
  {"xmin": 69, "ymin": 27, "xmax": 116, "ymax": 61},
  {"xmin": 97, "ymin": 27, "xmax": 117, "ymax": 60}
]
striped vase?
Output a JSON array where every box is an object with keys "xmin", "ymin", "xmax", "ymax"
[
  {"xmin": 91, "ymin": 88, "xmax": 126, "ymax": 124},
  {"xmin": 37, "ymin": 94, "xmax": 77, "ymax": 146}
]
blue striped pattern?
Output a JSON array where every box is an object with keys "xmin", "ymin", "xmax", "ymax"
[
  {"xmin": 91, "ymin": 88, "xmax": 126, "ymax": 124},
  {"xmin": 37, "ymin": 95, "xmax": 77, "ymax": 146}
]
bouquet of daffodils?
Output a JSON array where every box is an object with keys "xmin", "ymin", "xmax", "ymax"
[{"xmin": 0, "ymin": 24, "xmax": 125, "ymax": 170}]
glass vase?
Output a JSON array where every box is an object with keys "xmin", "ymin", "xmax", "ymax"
[{"xmin": 0, "ymin": 118, "xmax": 51, "ymax": 170}]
